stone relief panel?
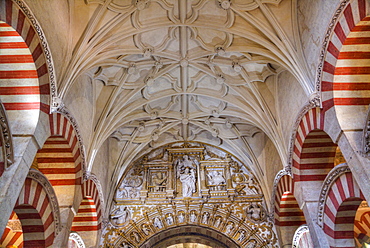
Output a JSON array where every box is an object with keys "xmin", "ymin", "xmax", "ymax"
[{"xmin": 103, "ymin": 142, "xmax": 277, "ymax": 247}]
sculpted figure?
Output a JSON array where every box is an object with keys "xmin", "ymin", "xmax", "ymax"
[
  {"xmin": 166, "ymin": 214, "xmax": 174, "ymax": 225},
  {"xmin": 131, "ymin": 231, "xmax": 141, "ymax": 243},
  {"xmin": 111, "ymin": 205, "xmax": 131, "ymax": 225},
  {"xmin": 246, "ymin": 240, "xmax": 257, "ymax": 248},
  {"xmin": 154, "ymin": 217, "xmax": 163, "ymax": 229},
  {"xmin": 177, "ymin": 155, "xmax": 197, "ymax": 197},
  {"xmin": 152, "ymin": 172, "xmax": 167, "ymax": 192},
  {"xmin": 190, "ymin": 211, "xmax": 197, "ymax": 222},
  {"xmin": 225, "ymin": 222, "xmax": 234, "ymax": 235},
  {"xmin": 178, "ymin": 212, "xmax": 185, "ymax": 223},
  {"xmin": 202, "ymin": 212, "xmax": 209, "ymax": 224},
  {"xmin": 237, "ymin": 230, "xmax": 246, "ymax": 242},
  {"xmin": 214, "ymin": 217, "xmax": 222, "ymax": 228},
  {"xmin": 142, "ymin": 224, "xmax": 151, "ymax": 236}
]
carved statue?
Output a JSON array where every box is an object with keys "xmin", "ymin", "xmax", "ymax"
[
  {"xmin": 176, "ymin": 155, "xmax": 197, "ymax": 197},
  {"xmin": 178, "ymin": 212, "xmax": 185, "ymax": 223},
  {"xmin": 246, "ymin": 240, "xmax": 257, "ymax": 248},
  {"xmin": 207, "ymin": 170, "xmax": 226, "ymax": 189},
  {"xmin": 153, "ymin": 217, "xmax": 163, "ymax": 229},
  {"xmin": 152, "ymin": 172, "xmax": 167, "ymax": 192},
  {"xmin": 214, "ymin": 216, "xmax": 222, "ymax": 228},
  {"xmin": 131, "ymin": 231, "xmax": 141, "ymax": 243},
  {"xmin": 202, "ymin": 212, "xmax": 209, "ymax": 224},
  {"xmin": 142, "ymin": 224, "xmax": 151, "ymax": 236},
  {"xmin": 166, "ymin": 213, "xmax": 174, "ymax": 225},
  {"xmin": 225, "ymin": 222, "xmax": 234, "ymax": 235},
  {"xmin": 120, "ymin": 242, "xmax": 131, "ymax": 248},
  {"xmin": 110, "ymin": 205, "xmax": 131, "ymax": 225},
  {"xmin": 190, "ymin": 211, "xmax": 197, "ymax": 222},
  {"xmin": 237, "ymin": 230, "xmax": 246, "ymax": 242}
]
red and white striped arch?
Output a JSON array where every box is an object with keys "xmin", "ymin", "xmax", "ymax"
[
  {"xmin": 0, "ymin": 212, "xmax": 23, "ymax": 248},
  {"xmin": 0, "ymin": 0, "xmax": 55, "ymax": 177},
  {"xmin": 36, "ymin": 113, "xmax": 84, "ymax": 209},
  {"xmin": 274, "ymin": 174, "xmax": 305, "ymax": 227},
  {"xmin": 321, "ymin": 0, "xmax": 370, "ymax": 129},
  {"xmin": 71, "ymin": 178, "xmax": 103, "ymax": 247},
  {"xmin": 319, "ymin": 165, "xmax": 365, "ymax": 247},
  {"xmin": 273, "ymin": 172, "xmax": 306, "ymax": 246},
  {"xmin": 12, "ymin": 169, "xmax": 60, "ymax": 248},
  {"xmin": 292, "ymin": 107, "xmax": 337, "ymax": 184}
]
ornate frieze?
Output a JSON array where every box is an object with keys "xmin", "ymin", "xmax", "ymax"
[{"xmin": 103, "ymin": 142, "xmax": 277, "ymax": 247}]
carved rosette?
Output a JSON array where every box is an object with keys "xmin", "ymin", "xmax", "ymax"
[
  {"xmin": 316, "ymin": 163, "xmax": 351, "ymax": 228},
  {"xmin": 27, "ymin": 169, "xmax": 62, "ymax": 235}
]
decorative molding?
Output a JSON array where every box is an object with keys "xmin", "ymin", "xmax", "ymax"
[
  {"xmin": 0, "ymin": 100, "xmax": 13, "ymax": 169},
  {"xmin": 287, "ymin": 102, "xmax": 318, "ymax": 172},
  {"xmin": 12, "ymin": 0, "xmax": 58, "ymax": 105},
  {"xmin": 69, "ymin": 232, "xmax": 86, "ymax": 248},
  {"xmin": 85, "ymin": 172, "xmax": 106, "ymax": 219},
  {"xmin": 27, "ymin": 168, "xmax": 62, "ymax": 235},
  {"xmin": 292, "ymin": 224, "xmax": 310, "ymax": 248},
  {"xmin": 57, "ymin": 106, "xmax": 87, "ymax": 174},
  {"xmin": 269, "ymin": 169, "xmax": 291, "ymax": 220},
  {"xmin": 317, "ymin": 163, "xmax": 351, "ymax": 228},
  {"xmin": 315, "ymin": 0, "xmax": 350, "ymax": 92},
  {"xmin": 362, "ymin": 104, "xmax": 370, "ymax": 158}
]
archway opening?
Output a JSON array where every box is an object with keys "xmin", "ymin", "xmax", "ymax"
[
  {"xmin": 139, "ymin": 226, "xmax": 239, "ymax": 248},
  {"xmin": 14, "ymin": 204, "xmax": 46, "ymax": 247},
  {"xmin": 0, "ymin": 211, "xmax": 23, "ymax": 248},
  {"xmin": 354, "ymin": 201, "xmax": 370, "ymax": 247}
]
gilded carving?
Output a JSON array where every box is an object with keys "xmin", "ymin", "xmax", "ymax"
[{"xmin": 104, "ymin": 142, "xmax": 278, "ymax": 247}]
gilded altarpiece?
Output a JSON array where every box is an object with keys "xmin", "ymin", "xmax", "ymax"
[{"xmin": 102, "ymin": 142, "xmax": 278, "ymax": 247}]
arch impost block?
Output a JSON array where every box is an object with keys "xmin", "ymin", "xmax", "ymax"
[{"xmin": 316, "ymin": 163, "xmax": 351, "ymax": 228}]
